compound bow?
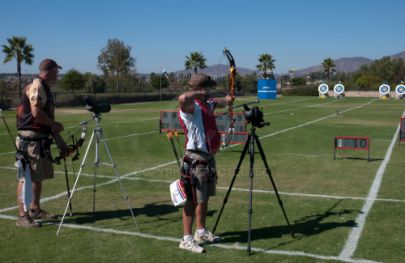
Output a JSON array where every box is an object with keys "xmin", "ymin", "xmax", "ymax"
[
  {"xmin": 54, "ymin": 121, "xmax": 88, "ymax": 164},
  {"xmin": 53, "ymin": 121, "xmax": 88, "ymax": 215}
]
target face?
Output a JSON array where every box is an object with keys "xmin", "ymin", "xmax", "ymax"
[
  {"xmin": 379, "ymin": 84, "xmax": 390, "ymax": 95},
  {"xmin": 334, "ymin": 84, "xmax": 345, "ymax": 95},
  {"xmin": 318, "ymin": 84, "xmax": 329, "ymax": 94},
  {"xmin": 395, "ymin": 84, "xmax": 405, "ymax": 95}
]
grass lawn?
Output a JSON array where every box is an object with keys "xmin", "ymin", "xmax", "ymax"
[{"xmin": 0, "ymin": 96, "xmax": 404, "ymax": 262}]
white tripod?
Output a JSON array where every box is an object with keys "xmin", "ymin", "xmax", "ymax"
[{"xmin": 57, "ymin": 113, "xmax": 138, "ymax": 235}]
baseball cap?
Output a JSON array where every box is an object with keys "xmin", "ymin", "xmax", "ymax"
[{"xmin": 39, "ymin": 58, "xmax": 62, "ymax": 72}]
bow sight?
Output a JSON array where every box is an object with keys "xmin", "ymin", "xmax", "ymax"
[{"xmin": 243, "ymin": 104, "xmax": 269, "ymax": 128}]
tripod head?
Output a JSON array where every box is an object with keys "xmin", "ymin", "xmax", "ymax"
[{"xmin": 243, "ymin": 104, "xmax": 269, "ymax": 128}]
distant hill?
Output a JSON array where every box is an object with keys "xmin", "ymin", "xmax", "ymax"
[
  {"xmin": 391, "ymin": 50, "xmax": 405, "ymax": 60},
  {"xmin": 293, "ymin": 50, "xmax": 405, "ymax": 77},
  {"xmin": 170, "ymin": 50, "xmax": 405, "ymax": 79},
  {"xmin": 294, "ymin": 57, "xmax": 373, "ymax": 77}
]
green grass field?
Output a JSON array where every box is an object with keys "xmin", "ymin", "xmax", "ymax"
[{"xmin": 0, "ymin": 96, "xmax": 404, "ymax": 263}]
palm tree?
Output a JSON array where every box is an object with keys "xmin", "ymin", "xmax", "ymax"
[
  {"xmin": 322, "ymin": 58, "xmax": 336, "ymax": 84},
  {"xmin": 2, "ymin": 36, "xmax": 34, "ymax": 98},
  {"xmin": 185, "ymin": 52, "xmax": 207, "ymax": 74},
  {"xmin": 256, "ymin": 53, "xmax": 276, "ymax": 79}
]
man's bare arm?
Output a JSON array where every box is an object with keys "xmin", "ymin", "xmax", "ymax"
[
  {"xmin": 31, "ymin": 106, "xmax": 64, "ymax": 133},
  {"xmin": 31, "ymin": 106, "xmax": 69, "ymax": 153},
  {"xmin": 213, "ymin": 95, "xmax": 233, "ymax": 109}
]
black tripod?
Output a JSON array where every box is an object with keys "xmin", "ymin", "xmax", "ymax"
[{"xmin": 212, "ymin": 125, "xmax": 294, "ymax": 253}]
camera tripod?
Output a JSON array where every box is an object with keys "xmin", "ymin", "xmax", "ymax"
[
  {"xmin": 57, "ymin": 113, "xmax": 138, "ymax": 235},
  {"xmin": 212, "ymin": 125, "xmax": 294, "ymax": 253}
]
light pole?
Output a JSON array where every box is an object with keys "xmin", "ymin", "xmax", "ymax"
[
  {"xmin": 160, "ymin": 68, "xmax": 167, "ymax": 101},
  {"xmin": 159, "ymin": 73, "xmax": 162, "ymax": 101}
]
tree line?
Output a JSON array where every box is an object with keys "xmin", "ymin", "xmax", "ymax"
[{"xmin": 2, "ymin": 36, "xmax": 404, "ymax": 100}]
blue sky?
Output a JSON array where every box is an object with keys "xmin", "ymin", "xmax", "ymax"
[{"xmin": 1, "ymin": 0, "xmax": 404, "ymax": 75}]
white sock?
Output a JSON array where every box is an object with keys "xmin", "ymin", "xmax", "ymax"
[
  {"xmin": 197, "ymin": 228, "xmax": 206, "ymax": 235},
  {"xmin": 183, "ymin": 235, "xmax": 193, "ymax": 241}
]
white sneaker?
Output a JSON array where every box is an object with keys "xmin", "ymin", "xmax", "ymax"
[
  {"xmin": 194, "ymin": 230, "xmax": 221, "ymax": 244},
  {"xmin": 179, "ymin": 238, "xmax": 205, "ymax": 253}
]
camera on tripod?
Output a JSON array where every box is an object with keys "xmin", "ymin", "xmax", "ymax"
[
  {"xmin": 243, "ymin": 104, "xmax": 269, "ymax": 128},
  {"xmin": 84, "ymin": 96, "xmax": 111, "ymax": 114}
]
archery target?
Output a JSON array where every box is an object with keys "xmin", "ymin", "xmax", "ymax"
[
  {"xmin": 379, "ymin": 84, "xmax": 391, "ymax": 95},
  {"xmin": 334, "ymin": 84, "xmax": 345, "ymax": 95},
  {"xmin": 318, "ymin": 83, "xmax": 329, "ymax": 94},
  {"xmin": 395, "ymin": 84, "xmax": 405, "ymax": 95}
]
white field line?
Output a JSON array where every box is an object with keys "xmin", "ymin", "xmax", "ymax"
[
  {"xmin": 0, "ymin": 161, "xmax": 176, "ymax": 213},
  {"xmin": 0, "ymin": 99, "xmax": 393, "ymax": 262},
  {"xmin": 0, "ymin": 214, "xmax": 380, "ymax": 263},
  {"xmin": 102, "ymin": 117, "xmax": 160, "ymax": 126},
  {"xmin": 102, "ymin": 131, "xmax": 158, "ymax": 141},
  {"xmin": 264, "ymin": 99, "xmax": 339, "ymax": 115},
  {"xmin": 339, "ymin": 110, "xmax": 405, "ymax": 260},
  {"xmin": 66, "ymin": 117, "xmax": 159, "ymax": 129},
  {"xmin": 0, "ymin": 99, "xmax": 379, "ymax": 213},
  {"xmin": 259, "ymin": 97, "xmax": 314, "ymax": 108},
  {"xmin": 259, "ymin": 99, "xmax": 375, "ymax": 140},
  {"xmin": 1, "ymin": 163, "xmax": 404, "ymax": 214},
  {"xmin": 0, "ymin": 130, "xmax": 159, "ymax": 155},
  {"xmin": 0, "ymin": 151, "xmax": 14, "ymax": 156}
]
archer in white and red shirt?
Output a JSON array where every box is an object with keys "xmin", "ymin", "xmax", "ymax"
[{"xmin": 177, "ymin": 73, "xmax": 232, "ymax": 253}]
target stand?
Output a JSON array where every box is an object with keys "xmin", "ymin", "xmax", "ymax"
[
  {"xmin": 334, "ymin": 136, "xmax": 370, "ymax": 161},
  {"xmin": 333, "ymin": 83, "xmax": 345, "ymax": 99},
  {"xmin": 379, "ymin": 84, "xmax": 391, "ymax": 100},
  {"xmin": 318, "ymin": 83, "xmax": 329, "ymax": 99},
  {"xmin": 395, "ymin": 84, "xmax": 405, "ymax": 100}
]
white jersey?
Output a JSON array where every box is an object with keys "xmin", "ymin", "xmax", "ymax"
[{"xmin": 179, "ymin": 101, "xmax": 215, "ymax": 153}]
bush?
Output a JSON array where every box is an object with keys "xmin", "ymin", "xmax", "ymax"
[
  {"xmin": 354, "ymin": 74, "xmax": 382, "ymax": 91},
  {"xmin": 283, "ymin": 85, "xmax": 318, "ymax": 96}
]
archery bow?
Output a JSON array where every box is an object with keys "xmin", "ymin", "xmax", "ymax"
[
  {"xmin": 223, "ymin": 48, "xmax": 236, "ymax": 147},
  {"xmin": 54, "ymin": 121, "xmax": 88, "ymax": 164},
  {"xmin": 53, "ymin": 121, "xmax": 88, "ymax": 216}
]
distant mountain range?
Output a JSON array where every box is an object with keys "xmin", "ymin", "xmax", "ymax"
[
  {"xmin": 293, "ymin": 57, "xmax": 372, "ymax": 77},
  {"xmin": 294, "ymin": 50, "xmax": 405, "ymax": 77},
  {"xmin": 2, "ymin": 51, "xmax": 404, "ymax": 80},
  {"xmin": 168, "ymin": 50, "xmax": 405, "ymax": 78}
]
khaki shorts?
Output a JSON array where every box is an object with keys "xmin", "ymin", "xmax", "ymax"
[
  {"xmin": 16, "ymin": 131, "xmax": 54, "ymax": 182},
  {"xmin": 184, "ymin": 151, "xmax": 216, "ymax": 204}
]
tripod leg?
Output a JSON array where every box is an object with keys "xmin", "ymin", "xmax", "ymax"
[
  {"xmin": 93, "ymin": 129, "xmax": 100, "ymax": 213},
  {"xmin": 212, "ymin": 135, "xmax": 251, "ymax": 234},
  {"xmin": 247, "ymin": 133, "xmax": 255, "ymax": 254},
  {"xmin": 100, "ymin": 130, "xmax": 139, "ymax": 231},
  {"xmin": 254, "ymin": 134, "xmax": 295, "ymax": 238},
  {"xmin": 57, "ymin": 130, "xmax": 95, "ymax": 236}
]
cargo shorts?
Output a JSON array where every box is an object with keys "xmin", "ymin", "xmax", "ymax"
[
  {"xmin": 16, "ymin": 131, "xmax": 54, "ymax": 182},
  {"xmin": 184, "ymin": 150, "xmax": 216, "ymax": 204}
]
